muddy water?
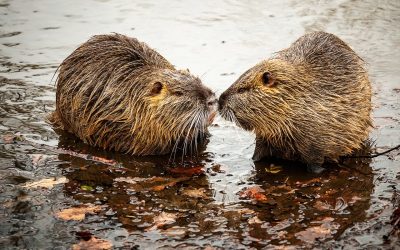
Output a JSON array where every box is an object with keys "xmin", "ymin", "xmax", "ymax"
[{"xmin": 1, "ymin": 0, "xmax": 399, "ymax": 249}]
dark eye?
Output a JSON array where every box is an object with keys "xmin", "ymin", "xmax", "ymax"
[
  {"xmin": 151, "ymin": 82, "xmax": 163, "ymax": 95},
  {"xmin": 262, "ymin": 72, "xmax": 270, "ymax": 85},
  {"xmin": 238, "ymin": 87, "xmax": 247, "ymax": 94},
  {"xmin": 174, "ymin": 91, "xmax": 183, "ymax": 97}
]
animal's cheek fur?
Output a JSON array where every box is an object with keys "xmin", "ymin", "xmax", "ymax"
[{"xmin": 259, "ymin": 85, "xmax": 281, "ymax": 95}]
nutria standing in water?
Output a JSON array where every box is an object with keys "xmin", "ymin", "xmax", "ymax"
[
  {"xmin": 219, "ymin": 31, "xmax": 372, "ymax": 169},
  {"xmin": 49, "ymin": 33, "xmax": 217, "ymax": 155}
]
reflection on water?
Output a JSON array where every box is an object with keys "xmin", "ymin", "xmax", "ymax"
[{"xmin": 0, "ymin": 0, "xmax": 399, "ymax": 248}]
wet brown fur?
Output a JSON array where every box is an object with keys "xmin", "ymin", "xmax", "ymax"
[
  {"xmin": 49, "ymin": 33, "xmax": 216, "ymax": 155},
  {"xmin": 219, "ymin": 31, "xmax": 372, "ymax": 165}
]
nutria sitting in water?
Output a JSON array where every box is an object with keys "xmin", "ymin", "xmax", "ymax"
[
  {"xmin": 49, "ymin": 34, "xmax": 217, "ymax": 155},
  {"xmin": 219, "ymin": 31, "xmax": 372, "ymax": 168}
]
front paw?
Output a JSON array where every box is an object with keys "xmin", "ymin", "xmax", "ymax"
[
  {"xmin": 252, "ymin": 151, "xmax": 263, "ymax": 161},
  {"xmin": 252, "ymin": 144, "xmax": 269, "ymax": 162}
]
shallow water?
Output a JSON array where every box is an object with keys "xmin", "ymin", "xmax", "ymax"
[{"xmin": 1, "ymin": 0, "xmax": 399, "ymax": 249}]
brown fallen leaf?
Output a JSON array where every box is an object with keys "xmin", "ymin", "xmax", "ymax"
[
  {"xmin": 237, "ymin": 208, "xmax": 256, "ymax": 216},
  {"xmin": 114, "ymin": 176, "xmax": 150, "ymax": 184},
  {"xmin": 89, "ymin": 155, "xmax": 117, "ymax": 166},
  {"xmin": 2, "ymin": 134, "xmax": 16, "ymax": 143},
  {"xmin": 146, "ymin": 212, "xmax": 177, "ymax": 231},
  {"xmin": 23, "ymin": 176, "xmax": 68, "ymax": 189},
  {"xmin": 151, "ymin": 184, "xmax": 171, "ymax": 191},
  {"xmin": 72, "ymin": 236, "xmax": 112, "ymax": 250},
  {"xmin": 181, "ymin": 188, "xmax": 208, "ymax": 198},
  {"xmin": 116, "ymin": 176, "xmax": 190, "ymax": 192},
  {"xmin": 248, "ymin": 216, "xmax": 263, "ymax": 224},
  {"xmin": 2, "ymin": 133, "xmax": 24, "ymax": 143},
  {"xmin": 150, "ymin": 178, "xmax": 189, "ymax": 191},
  {"xmin": 168, "ymin": 166, "xmax": 204, "ymax": 176},
  {"xmin": 56, "ymin": 205, "xmax": 102, "ymax": 221},
  {"xmin": 29, "ymin": 154, "xmax": 57, "ymax": 167},
  {"xmin": 238, "ymin": 186, "xmax": 268, "ymax": 202},
  {"xmin": 295, "ymin": 218, "xmax": 339, "ymax": 243},
  {"xmin": 313, "ymin": 200, "xmax": 332, "ymax": 211},
  {"xmin": 295, "ymin": 225, "xmax": 332, "ymax": 243},
  {"xmin": 161, "ymin": 226, "xmax": 187, "ymax": 237},
  {"xmin": 265, "ymin": 164, "xmax": 282, "ymax": 174},
  {"xmin": 295, "ymin": 178, "xmax": 323, "ymax": 188}
]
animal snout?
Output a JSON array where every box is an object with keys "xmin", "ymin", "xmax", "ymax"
[
  {"xmin": 218, "ymin": 92, "xmax": 228, "ymax": 109},
  {"xmin": 207, "ymin": 97, "xmax": 217, "ymax": 107}
]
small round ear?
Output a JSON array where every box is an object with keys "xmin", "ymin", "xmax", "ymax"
[
  {"xmin": 262, "ymin": 72, "xmax": 275, "ymax": 87},
  {"xmin": 150, "ymin": 82, "xmax": 163, "ymax": 95}
]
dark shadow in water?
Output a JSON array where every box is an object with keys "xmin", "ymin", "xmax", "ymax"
[
  {"xmin": 56, "ymin": 131, "xmax": 374, "ymax": 247},
  {"xmin": 239, "ymin": 150, "xmax": 374, "ymax": 246}
]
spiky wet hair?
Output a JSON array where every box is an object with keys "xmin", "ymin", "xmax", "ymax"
[
  {"xmin": 219, "ymin": 31, "xmax": 372, "ymax": 165},
  {"xmin": 49, "ymin": 33, "xmax": 214, "ymax": 155}
]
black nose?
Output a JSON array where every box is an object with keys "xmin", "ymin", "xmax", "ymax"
[
  {"xmin": 207, "ymin": 97, "xmax": 217, "ymax": 107},
  {"xmin": 218, "ymin": 92, "xmax": 227, "ymax": 108}
]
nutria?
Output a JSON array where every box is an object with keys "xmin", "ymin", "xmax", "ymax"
[
  {"xmin": 49, "ymin": 33, "xmax": 217, "ymax": 155},
  {"xmin": 219, "ymin": 31, "xmax": 372, "ymax": 168}
]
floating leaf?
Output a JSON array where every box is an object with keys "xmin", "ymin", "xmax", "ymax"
[
  {"xmin": 295, "ymin": 218, "xmax": 339, "ymax": 243},
  {"xmin": 56, "ymin": 205, "xmax": 102, "ymax": 221},
  {"xmin": 161, "ymin": 226, "xmax": 187, "ymax": 237},
  {"xmin": 23, "ymin": 176, "xmax": 68, "ymax": 189},
  {"xmin": 265, "ymin": 165, "xmax": 282, "ymax": 174},
  {"xmin": 114, "ymin": 176, "xmax": 149, "ymax": 184},
  {"xmin": 181, "ymin": 188, "xmax": 208, "ymax": 198},
  {"xmin": 248, "ymin": 216, "xmax": 263, "ymax": 224},
  {"xmin": 81, "ymin": 185, "xmax": 94, "ymax": 191},
  {"xmin": 115, "ymin": 176, "xmax": 189, "ymax": 192},
  {"xmin": 2, "ymin": 134, "xmax": 16, "ymax": 143},
  {"xmin": 72, "ymin": 236, "xmax": 112, "ymax": 250},
  {"xmin": 168, "ymin": 166, "xmax": 204, "ymax": 176},
  {"xmin": 146, "ymin": 212, "xmax": 177, "ymax": 231},
  {"xmin": 29, "ymin": 154, "xmax": 56, "ymax": 167},
  {"xmin": 295, "ymin": 225, "xmax": 332, "ymax": 243},
  {"xmin": 2, "ymin": 133, "xmax": 24, "ymax": 143},
  {"xmin": 238, "ymin": 186, "xmax": 268, "ymax": 202},
  {"xmin": 313, "ymin": 201, "xmax": 332, "ymax": 211},
  {"xmin": 237, "ymin": 208, "xmax": 256, "ymax": 216}
]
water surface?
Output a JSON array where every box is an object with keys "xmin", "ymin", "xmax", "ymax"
[{"xmin": 1, "ymin": 0, "xmax": 399, "ymax": 249}]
